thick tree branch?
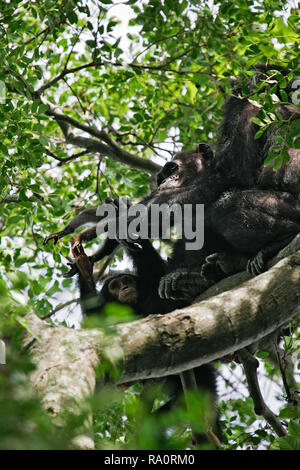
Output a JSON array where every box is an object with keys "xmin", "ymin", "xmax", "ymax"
[
  {"xmin": 23, "ymin": 314, "xmax": 102, "ymax": 450},
  {"xmin": 41, "ymin": 99, "xmax": 160, "ymax": 174},
  {"xmin": 25, "ymin": 235, "xmax": 300, "ymax": 385},
  {"xmin": 3, "ymin": 73, "xmax": 160, "ymax": 174}
]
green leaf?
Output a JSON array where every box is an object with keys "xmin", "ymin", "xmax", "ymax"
[
  {"xmin": 273, "ymin": 155, "xmax": 283, "ymax": 171},
  {"xmin": 254, "ymin": 128, "xmax": 265, "ymax": 140},
  {"xmin": 280, "ymin": 89, "xmax": 288, "ymax": 102},
  {"xmin": 279, "ymin": 407, "xmax": 299, "ymax": 419},
  {"xmin": 288, "ymin": 420, "xmax": 300, "ymax": 437},
  {"xmin": 186, "ymin": 81, "xmax": 197, "ymax": 103},
  {"xmin": 38, "ymin": 103, "xmax": 48, "ymax": 114},
  {"xmin": 251, "ymin": 117, "xmax": 263, "ymax": 126},
  {"xmin": 278, "ymin": 435, "xmax": 300, "ymax": 451},
  {"xmin": 32, "ymin": 99, "xmax": 41, "ymax": 113},
  {"xmin": 256, "ymin": 351, "xmax": 269, "ymax": 358},
  {"xmin": 293, "ymin": 137, "xmax": 300, "ymax": 149},
  {"xmin": 264, "ymin": 152, "xmax": 279, "ymax": 166}
]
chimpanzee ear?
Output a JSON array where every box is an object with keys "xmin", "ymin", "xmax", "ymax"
[{"xmin": 197, "ymin": 143, "xmax": 214, "ymax": 161}]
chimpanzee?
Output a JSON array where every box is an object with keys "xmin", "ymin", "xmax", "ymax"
[
  {"xmin": 215, "ymin": 64, "xmax": 300, "ymax": 193},
  {"xmin": 70, "ymin": 236, "xmax": 221, "ymax": 447},
  {"xmin": 156, "ymin": 165, "xmax": 300, "ymax": 299},
  {"xmin": 43, "ymin": 66, "xmax": 300, "ymax": 298},
  {"xmin": 164, "ymin": 65, "xmax": 300, "ymax": 286},
  {"xmin": 44, "ymin": 141, "xmax": 300, "ymax": 301},
  {"xmin": 154, "ymin": 65, "xmax": 300, "ymax": 295}
]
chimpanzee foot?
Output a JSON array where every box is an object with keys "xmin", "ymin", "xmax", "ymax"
[
  {"xmin": 247, "ymin": 251, "xmax": 265, "ymax": 276},
  {"xmin": 202, "ymin": 251, "xmax": 249, "ymax": 280},
  {"xmin": 201, "ymin": 253, "xmax": 226, "ymax": 282}
]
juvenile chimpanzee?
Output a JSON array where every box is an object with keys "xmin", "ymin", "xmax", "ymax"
[{"xmin": 70, "ymin": 237, "xmax": 221, "ymax": 447}]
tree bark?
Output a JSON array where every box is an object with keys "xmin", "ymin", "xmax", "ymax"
[{"xmin": 23, "ymin": 315, "xmax": 103, "ymax": 449}]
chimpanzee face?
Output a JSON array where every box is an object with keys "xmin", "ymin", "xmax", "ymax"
[
  {"xmin": 156, "ymin": 143, "xmax": 214, "ymax": 190},
  {"xmin": 108, "ymin": 274, "xmax": 138, "ymax": 305}
]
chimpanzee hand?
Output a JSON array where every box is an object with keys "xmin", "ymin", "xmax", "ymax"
[
  {"xmin": 63, "ymin": 261, "xmax": 79, "ymax": 278},
  {"xmin": 158, "ymin": 268, "xmax": 211, "ymax": 301},
  {"xmin": 43, "ymin": 229, "xmax": 69, "ymax": 245},
  {"xmin": 70, "ymin": 237, "xmax": 94, "ymax": 285},
  {"xmin": 201, "ymin": 252, "xmax": 231, "ymax": 281},
  {"xmin": 63, "ymin": 252, "xmax": 97, "ymax": 278}
]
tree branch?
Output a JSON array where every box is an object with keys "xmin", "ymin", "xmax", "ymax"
[
  {"xmin": 25, "ymin": 235, "xmax": 300, "ymax": 385},
  {"xmin": 42, "ymin": 99, "xmax": 160, "ymax": 174},
  {"xmin": 237, "ymin": 348, "xmax": 287, "ymax": 437}
]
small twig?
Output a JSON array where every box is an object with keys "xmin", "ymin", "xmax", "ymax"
[
  {"xmin": 45, "ymin": 148, "xmax": 90, "ymax": 165},
  {"xmin": 41, "ymin": 298, "xmax": 80, "ymax": 320},
  {"xmin": 35, "ymin": 61, "xmax": 103, "ymax": 95},
  {"xmin": 94, "ymin": 157, "xmax": 104, "ymax": 202},
  {"xmin": 31, "ymin": 225, "xmax": 39, "ymax": 250},
  {"xmin": 62, "ymin": 77, "xmax": 87, "ymax": 115},
  {"xmin": 24, "ymin": 26, "xmax": 50, "ymax": 45},
  {"xmin": 237, "ymin": 348, "xmax": 287, "ymax": 437},
  {"xmin": 98, "ymin": 166, "xmax": 118, "ymax": 199},
  {"xmin": 63, "ymin": 26, "xmax": 85, "ymax": 72},
  {"xmin": 274, "ymin": 340, "xmax": 295, "ymax": 405}
]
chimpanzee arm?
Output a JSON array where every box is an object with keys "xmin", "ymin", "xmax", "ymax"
[
  {"xmin": 123, "ymin": 239, "xmax": 167, "ymax": 286},
  {"xmin": 43, "ymin": 206, "xmax": 99, "ymax": 245},
  {"xmin": 64, "ymin": 237, "xmax": 119, "ymax": 278},
  {"xmin": 70, "ymin": 237, "xmax": 104, "ymax": 316}
]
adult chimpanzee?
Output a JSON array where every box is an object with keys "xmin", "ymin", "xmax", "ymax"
[
  {"xmin": 70, "ymin": 236, "xmax": 221, "ymax": 447},
  {"xmin": 153, "ymin": 65, "xmax": 300, "ymax": 296},
  {"xmin": 163, "ymin": 65, "xmax": 300, "ymax": 288},
  {"xmin": 43, "ymin": 67, "xmax": 300, "ymax": 298},
  {"xmin": 44, "ymin": 141, "xmax": 300, "ymax": 300},
  {"xmin": 155, "ymin": 152, "xmax": 300, "ymax": 299},
  {"xmin": 215, "ymin": 64, "xmax": 300, "ymax": 193}
]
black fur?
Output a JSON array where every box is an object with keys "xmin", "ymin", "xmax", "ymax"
[{"xmin": 215, "ymin": 65, "xmax": 300, "ymax": 192}]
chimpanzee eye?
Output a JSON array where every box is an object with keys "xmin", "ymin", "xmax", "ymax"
[
  {"xmin": 164, "ymin": 161, "xmax": 179, "ymax": 176},
  {"xmin": 110, "ymin": 280, "xmax": 119, "ymax": 291},
  {"xmin": 156, "ymin": 161, "xmax": 179, "ymax": 186}
]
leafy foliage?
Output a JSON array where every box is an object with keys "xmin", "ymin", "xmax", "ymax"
[{"xmin": 0, "ymin": 0, "xmax": 299, "ymax": 450}]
